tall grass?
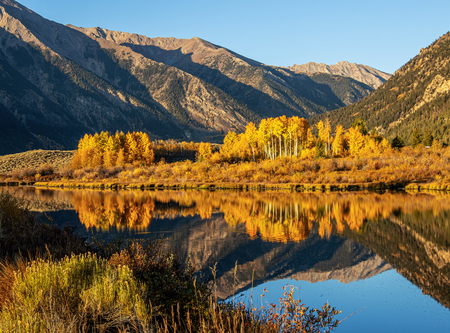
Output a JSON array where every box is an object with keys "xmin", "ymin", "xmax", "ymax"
[{"xmin": 0, "ymin": 253, "xmax": 149, "ymax": 332}]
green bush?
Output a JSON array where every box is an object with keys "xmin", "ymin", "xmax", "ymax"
[{"xmin": 107, "ymin": 240, "xmax": 211, "ymax": 325}]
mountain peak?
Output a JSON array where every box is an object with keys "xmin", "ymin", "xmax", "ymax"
[{"xmin": 288, "ymin": 61, "xmax": 391, "ymax": 89}]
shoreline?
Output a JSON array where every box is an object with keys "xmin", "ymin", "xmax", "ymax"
[{"xmin": 0, "ymin": 180, "xmax": 447, "ymax": 192}]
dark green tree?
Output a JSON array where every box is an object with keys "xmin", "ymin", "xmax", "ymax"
[
  {"xmin": 411, "ymin": 127, "xmax": 423, "ymax": 148},
  {"xmin": 315, "ymin": 140, "xmax": 325, "ymax": 159},
  {"xmin": 351, "ymin": 117, "xmax": 368, "ymax": 135},
  {"xmin": 391, "ymin": 135, "xmax": 405, "ymax": 149},
  {"xmin": 423, "ymin": 128, "xmax": 433, "ymax": 147}
]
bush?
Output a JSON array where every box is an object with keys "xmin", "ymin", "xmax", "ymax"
[
  {"xmin": 107, "ymin": 240, "xmax": 210, "ymax": 324},
  {"xmin": 37, "ymin": 163, "xmax": 54, "ymax": 176},
  {"xmin": 0, "ymin": 253, "xmax": 149, "ymax": 332}
]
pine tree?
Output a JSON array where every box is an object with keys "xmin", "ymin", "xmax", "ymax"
[
  {"xmin": 351, "ymin": 118, "xmax": 368, "ymax": 136},
  {"xmin": 315, "ymin": 140, "xmax": 325, "ymax": 159},
  {"xmin": 411, "ymin": 128, "xmax": 423, "ymax": 148},
  {"xmin": 391, "ymin": 136, "xmax": 405, "ymax": 149},
  {"xmin": 423, "ymin": 128, "xmax": 433, "ymax": 147}
]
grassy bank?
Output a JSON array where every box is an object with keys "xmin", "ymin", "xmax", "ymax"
[
  {"xmin": 2, "ymin": 146, "xmax": 450, "ymax": 192},
  {"xmin": 0, "ymin": 192, "xmax": 340, "ymax": 332}
]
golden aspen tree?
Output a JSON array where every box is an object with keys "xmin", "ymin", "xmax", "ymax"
[
  {"xmin": 133, "ymin": 132, "xmax": 144, "ymax": 163},
  {"xmin": 306, "ymin": 128, "xmax": 316, "ymax": 149},
  {"xmin": 198, "ymin": 142, "xmax": 212, "ymax": 161},
  {"xmin": 139, "ymin": 132, "xmax": 155, "ymax": 165},
  {"xmin": 221, "ymin": 131, "xmax": 239, "ymax": 161},
  {"xmin": 257, "ymin": 118, "xmax": 272, "ymax": 160},
  {"xmin": 332, "ymin": 125, "xmax": 344, "ymax": 156},
  {"xmin": 287, "ymin": 117, "xmax": 300, "ymax": 158},
  {"xmin": 267, "ymin": 118, "xmax": 277, "ymax": 160},
  {"xmin": 317, "ymin": 120, "xmax": 331, "ymax": 156},
  {"xmin": 380, "ymin": 138, "xmax": 391, "ymax": 152},
  {"xmin": 347, "ymin": 126, "xmax": 365, "ymax": 157},
  {"xmin": 125, "ymin": 132, "xmax": 139, "ymax": 163},
  {"xmin": 244, "ymin": 122, "xmax": 258, "ymax": 162},
  {"xmin": 273, "ymin": 117, "xmax": 285, "ymax": 158},
  {"xmin": 103, "ymin": 136, "xmax": 118, "ymax": 168},
  {"xmin": 280, "ymin": 116, "xmax": 291, "ymax": 157},
  {"xmin": 71, "ymin": 134, "xmax": 89, "ymax": 169},
  {"xmin": 116, "ymin": 148, "xmax": 126, "ymax": 166},
  {"xmin": 78, "ymin": 134, "xmax": 92, "ymax": 168}
]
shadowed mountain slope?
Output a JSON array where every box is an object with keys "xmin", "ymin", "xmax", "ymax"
[{"xmin": 0, "ymin": 0, "xmax": 380, "ymax": 154}]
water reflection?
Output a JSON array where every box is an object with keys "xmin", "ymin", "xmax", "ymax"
[
  {"xmin": 3, "ymin": 187, "xmax": 450, "ymax": 312},
  {"xmin": 10, "ymin": 188, "xmax": 450, "ymax": 244}
]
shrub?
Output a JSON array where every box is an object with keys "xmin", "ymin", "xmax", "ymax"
[
  {"xmin": 0, "ymin": 253, "xmax": 149, "ymax": 332},
  {"xmin": 106, "ymin": 240, "xmax": 210, "ymax": 325},
  {"xmin": 37, "ymin": 163, "xmax": 54, "ymax": 176}
]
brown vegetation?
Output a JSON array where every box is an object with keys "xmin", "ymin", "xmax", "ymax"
[
  {"xmin": 2, "ymin": 117, "xmax": 448, "ymax": 189},
  {"xmin": 0, "ymin": 150, "xmax": 73, "ymax": 175}
]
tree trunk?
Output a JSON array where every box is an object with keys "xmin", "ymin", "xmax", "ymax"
[{"xmin": 279, "ymin": 135, "xmax": 282, "ymax": 158}]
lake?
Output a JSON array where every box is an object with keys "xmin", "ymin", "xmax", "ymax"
[{"xmin": 3, "ymin": 186, "xmax": 450, "ymax": 332}]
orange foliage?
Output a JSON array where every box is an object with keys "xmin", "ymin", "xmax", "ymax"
[
  {"xmin": 15, "ymin": 188, "xmax": 449, "ymax": 244},
  {"xmin": 71, "ymin": 131, "xmax": 154, "ymax": 169}
]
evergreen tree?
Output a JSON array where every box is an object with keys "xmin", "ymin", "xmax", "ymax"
[
  {"xmin": 411, "ymin": 128, "xmax": 423, "ymax": 148},
  {"xmin": 351, "ymin": 117, "xmax": 368, "ymax": 136},
  {"xmin": 315, "ymin": 140, "xmax": 325, "ymax": 159},
  {"xmin": 423, "ymin": 128, "xmax": 433, "ymax": 147},
  {"xmin": 391, "ymin": 135, "xmax": 405, "ymax": 149}
]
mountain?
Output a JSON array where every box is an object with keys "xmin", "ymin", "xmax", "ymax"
[
  {"xmin": 288, "ymin": 61, "xmax": 391, "ymax": 89},
  {"xmin": 310, "ymin": 32, "xmax": 450, "ymax": 145},
  {"xmin": 0, "ymin": 0, "xmax": 378, "ymax": 154}
]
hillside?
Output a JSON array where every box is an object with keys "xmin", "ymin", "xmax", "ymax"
[
  {"xmin": 310, "ymin": 32, "xmax": 450, "ymax": 145},
  {"xmin": 0, "ymin": 149, "xmax": 74, "ymax": 174},
  {"xmin": 0, "ymin": 0, "xmax": 382, "ymax": 155},
  {"xmin": 289, "ymin": 61, "xmax": 391, "ymax": 89}
]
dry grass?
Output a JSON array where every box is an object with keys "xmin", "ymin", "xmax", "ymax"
[{"xmin": 0, "ymin": 149, "xmax": 74, "ymax": 175}]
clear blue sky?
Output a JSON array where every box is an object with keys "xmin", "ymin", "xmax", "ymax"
[{"xmin": 18, "ymin": 0, "xmax": 450, "ymax": 74}]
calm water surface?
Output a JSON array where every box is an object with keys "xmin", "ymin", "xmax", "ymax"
[{"xmin": 4, "ymin": 187, "xmax": 450, "ymax": 332}]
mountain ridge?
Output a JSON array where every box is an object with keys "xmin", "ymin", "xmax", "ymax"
[
  {"xmin": 289, "ymin": 61, "xmax": 392, "ymax": 89},
  {"xmin": 0, "ymin": 0, "xmax": 388, "ymax": 154}
]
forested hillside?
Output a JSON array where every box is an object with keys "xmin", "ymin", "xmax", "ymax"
[{"xmin": 311, "ymin": 32, "xmax": 450, "ymax": 146}]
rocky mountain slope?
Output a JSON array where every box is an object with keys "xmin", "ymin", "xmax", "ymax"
[
  {"xmin": 289, "ymin": 61, "xmax": 391, "ymax": 89},
  {"xmin": 0, "ymin": 0, "xmax": 381, "ymax": 155},
  {"xmin": 310, "ymin": 32, "xmax": 450, "ymax": 145}
]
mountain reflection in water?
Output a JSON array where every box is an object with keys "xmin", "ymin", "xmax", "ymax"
[{"xmin": 3, "ymin": 187, "xmax": 450, "ymax": 310}]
